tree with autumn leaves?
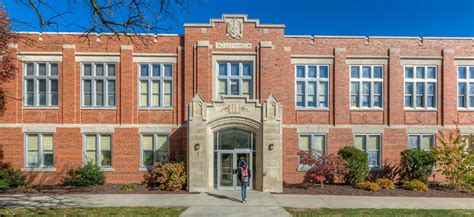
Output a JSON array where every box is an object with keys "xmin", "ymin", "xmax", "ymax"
[{"xmin": 0, "ymin": 4, "xmax": 18, "ymax": 114}]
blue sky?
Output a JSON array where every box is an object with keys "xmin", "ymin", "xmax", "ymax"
[{"xmin": 4, "ymin": 0, "xmax": 474, "ymax": 37}]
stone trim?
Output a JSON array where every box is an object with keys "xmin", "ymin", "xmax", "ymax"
[
  {"xmin": 346, "ymin": 58, "xmax": 388, "ymax": 65},
  {"xmin": 400, "ymin": 58, "xmax": 442, "ymax": 65},
  {"xmin": 454, "ymin": 58, "xmax": 474, "ymax": 65},
  {"xmin": 196, "ymin": 41, "xmax": 210, "ymax": 48},
  {"xmin": 75, "ymin": 52, "xmax": 120, "ymax": 62},
  {"xmin": 63, "ymin": 44, "xmax": 76, "ymax": 49},
  {"xmin": 291, "ymin": 57, "xmax": 334, "ymax": 65},
  {"xmin": 184, "ymin": 14, "xmax": 285, "ymax": 28},
  {"xmin": 17, "ymin": 52, "xmax": 63, "ymax": 62}
]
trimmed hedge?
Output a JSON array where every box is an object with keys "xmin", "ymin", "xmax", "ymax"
[
  {"xmin": 399, "ymin": 149, "xmax": 435, "ymax": 183},
  {"xmin": 338, "ymin": 146, "xmax": 369, "ymax": 185},
  {"xmin": 63, "ymin": 164, "xmax": 106, "ymax": 186},
  {"xmin": 0, "ymin": 162, "xmax": 26, "ymax": 191}
]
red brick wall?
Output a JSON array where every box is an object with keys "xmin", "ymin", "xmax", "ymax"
[{"xmin": 0, "ymin": 16, "xmax": 472, "ymax": 185}]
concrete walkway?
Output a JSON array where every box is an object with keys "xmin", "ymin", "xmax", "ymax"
[{"xmin": 0, "ymin": 191, "xmax": 473, "ymax": 216}]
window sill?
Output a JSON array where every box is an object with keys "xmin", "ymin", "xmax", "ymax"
[
  {"xmin": 81, "ymin": 107, "xmax": 117, "ymax": 110},
  {"xmin": 404, "ymin": 108, "xmax": 437, "ymax": 112},
  {"xmin": 295, "ymin": 108, "xmax": 330, "ymax": 111},
  {"xmin": 458, "ymin": 108, "xmax": 474, "ymax": 111},
  {"xmin": 138, "ymin": 167, "xmax": 152, "ymax": 172},
  {"xmin": 369, "ymin": 167, "xmax": 383, "ymax": 172},
  {"xmin": 350, "ymin": 108, "xmax": 384, "ymax": 111},
  {"xmin": 23, "ymin": 107, "xmax": 59, "ymax": 110},
  {"xmin": 22, "ymin": 167, "xmax": 56, "ymax": 172},
  {"xmin": 101, "ymin": 167, "xmax": 114, "ymax": 172},
  {"xmin": 138, "ymin": 107, "xmax": 174, "ymax": 111}
]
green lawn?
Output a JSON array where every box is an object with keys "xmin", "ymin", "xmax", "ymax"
[
  {"xmin": 0, "ymin": 207, "xmax": 186, "ymax": 217},
  {"xmin": 285, "ymin": 208, "xmax": 474, "ymax": 217}
]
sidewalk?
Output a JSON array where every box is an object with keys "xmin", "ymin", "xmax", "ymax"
[{"xmin": 0, "ymin": 191, "xmax": 473, "ymax": 216}]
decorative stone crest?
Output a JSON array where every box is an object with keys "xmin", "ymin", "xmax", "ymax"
[
  {"xmin": 226, "ymin": 17, "xmax": 243, "ymax": 39},
  {"xmin": 221, "ymin": 103, "xmax": 249, "ymax": 114}
]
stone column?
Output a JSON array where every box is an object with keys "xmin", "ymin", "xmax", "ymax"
[
  {"xmin": 62, "ymin": 44, "xmax": 77, "ymax": 123},
  {"xmin": 388, "ymin": 48, "xmax": 404, "ymax": 125},
  {"xmin": 120, "ymin": 45, "xmax": 134, "ymax": 124},
  {"xmin": 261, "ymin": 95, "xmax": 283, "ymax": 192},
  {"xmin": 187, "ymin": 94, "xmax": 209, "ymax": 192},
  {"xmin": 334, "ymin": 48, "xmax": 349, "ymax": 125},
  {"xmin": 442, "ymin": 48, "xmax": 456, "ymax": 125}
]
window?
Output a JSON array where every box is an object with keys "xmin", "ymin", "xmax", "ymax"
[
  {"xmin": 84, "ymin": 134, "xmax": 112, "ymax": 168},
  {"xmin": 350, "ymin": 65, "xmax": 383, "ymax": 108},
  {"xmin": 354, "ymin": 134, "xmax": 381, "ymax": 168},
  {"xmin": 25, "ymin": 134, "xmax": 54, "ymax": 168},
  {"xmin": 141, "ymin": 134, "xmax": 169, "ymax": 167},
  {"xmin": 408, "ymin": 134, "xmax": 435, "ymax": 151},
  {"xmin": 139, "ymin": 64, "xmax": 173, "ymax": 108},
  {"xmin": 24, "ymin": 62, "xmax": 59, "ymax": 107},
  {"xmin": 462, "ymin": 134, "xmax": 474, "ymax": 150},
  {"xmin": 458, "ymin": 66, "xmax": 474, "ymax": 109},
  {"xmin": 81, "ymin": 63, "xmax": 116, "ymax": 107},
  {"xmin": 295, "ymin": 65, "xmax": 329, "ymax": 108},
  {"xmin": 298, "ymin": 134, "xmax": 326, "ymax": 170},
  {"xmin": 404, "ymin": 66, "xmax": 437, "ymax": 109},
  {"xmin": 217, "ymin": 62, "xmax": 253, "ymax": 98}
]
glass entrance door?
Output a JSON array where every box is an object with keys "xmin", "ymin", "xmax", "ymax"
[
  {"xmin": 217, "ymin": 151, "xmax": 252, "ymax": 190},
  {"xmin": 219, "ymin": 153, "xmax": 233, "ymax": 188},
  {"xmin": 214, "ymin": 128, "xmax": 254, "ymax": 190}
]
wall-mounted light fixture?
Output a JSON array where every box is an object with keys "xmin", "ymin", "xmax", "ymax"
[
  {"xmin": 194, "ymin": 143, "xmax": 200, "ymax": 151},
  {"xmin": 268, "ymin": 143, "xmax": 274, "ymax": 151}
]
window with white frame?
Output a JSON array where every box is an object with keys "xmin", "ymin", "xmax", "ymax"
[
  {"xmin": 404, "ymin": 66, "xmax": 437, "ymax": 109},
  {"xmin": 139, "ymin": 64, "xmax": 173, "ymax": 108},
  {"xmin": 295, "ymin": 65, "xmax": 329, "ymax": 108},
  {"xmin": 25, "ymin": 134, "xmax": 54, "ymax": 168},
  {"xmin": 24, "ymin": 62, "xmax": 59, "ymax": 107},
  {"xmin": 408, "ymin": 134, "xmax": 435, "ymax": 151},
  {"xmin": 298, "ymin": 134, "xmax": 326, "ymax": 170},
  {"xmin": 457, "ymin": 66, "xmax": 474, "ymax": 109},
  {"xmin": 81, "ymin": 63, "xmax": 116, "ymax": 107},
  {"xmin": 84, "ymin": 134, "xmax": 112, "ymax": 167},
  {"xmin": 462, "ymin": 134, "xmax": 474, "ymax": 150},
  {"xmin": 354, "ymin": 134, "xmax": 381, "ymax": 168},
  {"xmin": 217, "ymin": 62, "xmax": 253, "ymax": 98},
  {"xmin": 350, "ymin": 65, "xmax": 383, "ymax": 108},
  {"xmin": 141, "ymin": 134, "xmax": 170, "ymax": 167}
]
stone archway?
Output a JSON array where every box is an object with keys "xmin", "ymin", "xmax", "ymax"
[{"xmin": 187, "ymin": 94, "xmax": 283, "ymax": 192}]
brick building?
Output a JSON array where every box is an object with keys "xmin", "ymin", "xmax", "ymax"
[{"xmin": 0, "ymin": 14, "xmax": 473, "ymax": 192}]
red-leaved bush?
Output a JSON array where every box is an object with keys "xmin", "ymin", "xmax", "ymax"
[{"xmin": 299, "ymin": 150, "xmax": 349, "ymax": 188}]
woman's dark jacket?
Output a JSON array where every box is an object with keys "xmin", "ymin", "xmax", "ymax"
[{"xmin": 237, "ymin": 167, "xmax": 251, "ymax": 183}]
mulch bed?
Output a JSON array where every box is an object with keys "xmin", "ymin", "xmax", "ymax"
[
  {"xmin": 1, "ymin": 184, "xmax": 190, "ymax": 195},
  {"xmin": 282, "ymin": 183, "xmax": 474, "ymax": 198}
]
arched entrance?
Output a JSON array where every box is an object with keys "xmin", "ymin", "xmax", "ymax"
[{"xmin": 213, "ymin": 128, "xmax": 256, "ymax": 190}]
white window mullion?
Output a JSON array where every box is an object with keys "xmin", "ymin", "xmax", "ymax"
[
  {"xmin": 96, "ymin": 134, "xmax": 101, "ymax": 166},
  {"xmin": 38, "ymin": 134, "xmax": 43, "ymax": 167}
]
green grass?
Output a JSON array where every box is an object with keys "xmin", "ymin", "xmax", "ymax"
[
  {"xmin": 285, "ymin": 208, "xmax": 474, "ymax": 217},
  {"xmin": 0, "ymin": 207, "xmax": 186, "ymax": 217}
]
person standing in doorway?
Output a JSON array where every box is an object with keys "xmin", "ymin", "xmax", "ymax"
[{"xmin": 238, "ymin": 160, "xmax": 251, "ymax": 203}]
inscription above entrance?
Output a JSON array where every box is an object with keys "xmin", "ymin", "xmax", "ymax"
[{"xmin": 215, "ymin": 42, "xmax": 253, "ymax": 49}]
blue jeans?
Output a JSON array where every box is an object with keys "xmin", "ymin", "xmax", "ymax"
[{"xmin": 241, "ymin": 182, "xmax": 248, "ymax": 201}]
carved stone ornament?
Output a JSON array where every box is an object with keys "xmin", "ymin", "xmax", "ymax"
[
  {"xmin": 221, "ymin": 103, "xmax": 249, "ymax": 114},
  {"xmin": 226, "ymin": 17, "xmax": 243, "ymax": 39}
]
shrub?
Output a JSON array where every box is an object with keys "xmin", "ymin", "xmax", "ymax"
[
  {"xmin": 63, "ymin": 164, "xmax": 106, "ymax": 186},
  {"xmin": 431, "ymin": 128, "xmax": 474, "ymax": 190},
  {"xmin": 355, "ymin": 181, "xmax": 381, "ymax": 192},
  {"xmin": 375, "ymin": 178, "xmax": 395, "ymax": 189},
  {"xmin": 399, "ymin": 149, "xmax": 435, "ymax": 183},
  {"xmin": 299, "ymin": 151, "xmax": 349, "ymax": 187},
  {"xmin": 143, "ymin": 161, "xmax": 186, "ymax": 191},
  {"xmin": 0, "ymin": 162, "xmax": 26, "ymax": 190},
  {"xmin": 403, "ymin": 179, "xmax": 429, "ymax": 192},
  {"xmin": 338, "ymin": 146, "xmax": 369, "ymax": 185},
  {"xmin": 0, "ymin": 180, "xmax": 9, "ymax": 191},
  {"xmin": 121, "ymin": 183, "xmax": 137, "ymax": 191}
]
